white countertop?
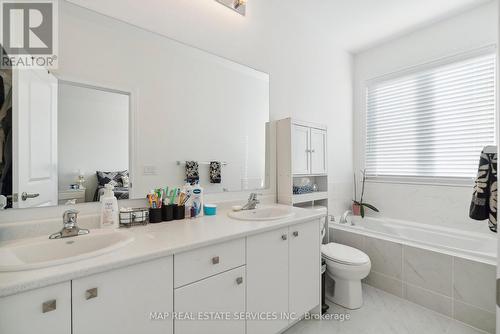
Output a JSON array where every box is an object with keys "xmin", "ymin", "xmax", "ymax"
[{"xmin": 0, "ymin": 205, "xmax": 325, "ymax": 297}]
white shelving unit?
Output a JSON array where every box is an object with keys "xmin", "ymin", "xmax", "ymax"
[{"xmin": 277, "ymin": 118, "xmax": 328, "ymax": 210}]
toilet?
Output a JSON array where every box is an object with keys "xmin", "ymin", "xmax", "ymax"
[{"xmin": 321, "ymin": 242, "xmax": 371, "ymax": 309}]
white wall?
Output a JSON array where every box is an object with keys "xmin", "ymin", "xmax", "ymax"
[
  {"xmin": 0, "ymin": 0, "xmax": 354, "ymax": 223},
  {"xmin": 60, "ymin": 0, "xmax": 354, "ymax": 213},
  {"xmin": 353, "ymin": 1, "xmax": 498, "ymax": 233},
  {"xmin": 58, "ymin": 83, "xmax": 129, "ymax": 201}
]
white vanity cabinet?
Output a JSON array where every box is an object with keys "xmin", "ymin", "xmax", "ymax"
[
  {"xmin": 0, "ymin": 282, "xmax": 71, "ymax": 334},
  {"xmin": 173, "ymin": 238, "xmax": 246, "ymax": 334},
  {"xmin": 72, "ymin": 257, "xmax": 174, "ymax": 334},
  {"xmin": 247, "ymin": 227, "xmax": 289, "ymax": 334},
  {"xmin": 247, "ymin": 220, "xmax": 321, "ymax": 334},
  {"xmin": 289, "ymin": 221, "xmax": 321, "ymax": 316},
  {"xmin": 174, "ymin": 266, "xmax": 246, "ymax": 334}
]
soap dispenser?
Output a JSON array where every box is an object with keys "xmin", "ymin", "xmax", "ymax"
[{"xmin": 100, "ymin": 183, "xmax": 119, "ymax": 228}]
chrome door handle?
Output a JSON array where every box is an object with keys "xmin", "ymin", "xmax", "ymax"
[
  {"xmin": 21, "ymin": 192, "xmax": 40, "ymax": 201},
  {"xmin": 212, "ymin": 256, "xmax": 220, "ymax": 265},
  {"xmin": 236, "ymin": 277, "xmax": 243, "ymax": 285},
  {"xmin": 42, "ymin": 299, "xmax": 56, "ymax": 313},
  {"xmin": 293, "ymin": 231, "xmax": 299, "ymax": 237},
  {"xmin": 85, "ymin": 288, "xmax": 98, "ymax": 300},
  {"xmin": 281, "ymin": 234, "xmax": 287, "ymax": 241}
]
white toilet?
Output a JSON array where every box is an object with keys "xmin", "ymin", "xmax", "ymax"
[{"xmin": 321, "ymin": 242, "xmax": 371, "ymax": 309}]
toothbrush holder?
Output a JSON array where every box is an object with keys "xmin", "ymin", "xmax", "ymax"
[
  {"xmin": 149, "ymin": 208, "xmax": 162, "ymax": 224},
  {"xmin": 174, "ymin": 205, "xmax": 185, "ymax": 220},
  {"xmin": 162, "ymin": 204, "xmax": 175, "ymax": 222}
]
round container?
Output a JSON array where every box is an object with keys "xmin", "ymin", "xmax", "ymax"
[
  {"xmin": 162, "ymin": 204, "xmax": 175, "ymax": 222},
  {"xmin": 174, "ymin": 205, "xmax": 185, "ymax": 220},
  {"xmin": 204, "ymin": 204, "xmax": 217, "ymax": 216},
  {"xmin": 149, "ymin": 208, "xmax": 162, "ymax": 224}
]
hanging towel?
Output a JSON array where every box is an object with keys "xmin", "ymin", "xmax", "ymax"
[
  {"xmin": 470, "ymin": 149, "xmax": 497, "ymax": 233},
  {"xmin": 209, "ymin": 161, "xmax": 222, "ymax": 184},
  {"xmin": 185, "ymin": 161, "xmax": 199, "ymax": 185}
]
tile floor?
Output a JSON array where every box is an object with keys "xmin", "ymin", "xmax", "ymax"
[{"xmin": 284, "ymin": 284, "xmax": 487, "ymax": 334}]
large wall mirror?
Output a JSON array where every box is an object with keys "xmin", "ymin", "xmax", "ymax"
[{"xmin": 0, "ymin": 0, "xmax": 270, "ymax": 210}]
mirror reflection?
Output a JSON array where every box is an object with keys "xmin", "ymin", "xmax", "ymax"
[{"xmin": 0, "ymin": 1, "xmax": 270, "ymax": 210}]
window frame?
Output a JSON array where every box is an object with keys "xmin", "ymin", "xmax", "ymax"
[{"xmin": 359, "ymin": 45, "xmax": 497, "ymax": 187}]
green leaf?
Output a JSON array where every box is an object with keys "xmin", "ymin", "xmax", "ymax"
[
  {"xmin": 361, "ymin": 203, "xmax": 379, "ymax": 212},
  {"xmin": 360, "ymin": 205, "xmax": 365, "ymax": 218}
]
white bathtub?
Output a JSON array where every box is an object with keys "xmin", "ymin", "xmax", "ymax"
[{"xmin": 331, "ymin": 216, "xmax": 497, "ymax": 266}]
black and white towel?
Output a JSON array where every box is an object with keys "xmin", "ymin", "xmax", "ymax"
[
  {"xmin": 210, "ymin": 161, "xmax": 221, "ymax": 184},
  {"xmin": 470, "ymin": 149, "xmax": 497, "ymax": 233},
  {"xmin": 185, "ymin": 161, "xmax": 199, "ymax": 185}
]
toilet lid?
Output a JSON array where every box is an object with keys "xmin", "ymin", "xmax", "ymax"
[{"xmin": 321, "ymin": 243, "xmax": 369, "ymax": 265}]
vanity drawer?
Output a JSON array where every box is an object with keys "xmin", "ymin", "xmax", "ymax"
[{"xmin": 174, "ymin": 238, "xmax": 245, "ymax": 288}]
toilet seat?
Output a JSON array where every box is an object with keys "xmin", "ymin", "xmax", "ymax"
[{"xmin": 321, "ymin": 243, "xmax": 369, "ymax": 266}]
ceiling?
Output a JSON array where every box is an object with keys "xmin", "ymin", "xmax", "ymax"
[
  {"xmin": 282, "ymin": 0, "xmax": 494, "ymax": 53},
  {"xmin": 66, "ymin": 0, "xmax": 494, "ymax": 54}
]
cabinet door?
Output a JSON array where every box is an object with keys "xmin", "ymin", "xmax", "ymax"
[
  {"xmin": 72, "ymin": 257, "xmax": 173, "ymax": 334},
  {"xmin": 289, "ymin": 221, "xmax": 321, "ymax": 318},
  {"xmin": 292, "ymin": 125, "xmax": 310, "ymax": 175},
  {"xmin": 247, "ymin": 228, "xmax": 289, "ymax": 334},
  {"xmin": 174, "ymin": 266, "xmax": 245, "ymax": 334},
  {"xmin": 310, "ymin": 128, "xmax": 327, "ymax": 175},
  {"xmin": 0, "ymin": 282, "xmax": 71, "ymax": 334}
]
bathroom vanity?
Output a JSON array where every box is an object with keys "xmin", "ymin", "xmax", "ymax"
[{"xmin": 0, "ymin": 206, "xmax": 323, "ymax": 334}]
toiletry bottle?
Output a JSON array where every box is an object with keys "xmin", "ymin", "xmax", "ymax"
[
  {"xmin": 191, "ymin": 181, "xmax": 204, "ymax": 217},
  {"xmin": 100, "ymin": 184, "xmax": 119, "ymax": 228}
]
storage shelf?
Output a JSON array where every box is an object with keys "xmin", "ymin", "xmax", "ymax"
[{"xmin": 292, "ymin": 191, "xmax": 328, "ymax": 204}]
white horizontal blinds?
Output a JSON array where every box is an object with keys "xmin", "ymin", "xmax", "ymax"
[{"xmin": 366, "ymin": 52, "xmax": 496, "ymax": 180}]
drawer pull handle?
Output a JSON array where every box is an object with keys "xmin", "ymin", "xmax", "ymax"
[
  {"xmin": 212, "ymin": 256, "xmax": 220, "ymax": 265},
  {"xmin": 85, "ymin": 288, "xmax": 98, "ymax": 300},
  {"xmin": 293, "ymin": 231, "xmax": 299, "ymax": 237},
  {"xmin": 281, "ymin": 234, "xmax": 287, "ymax": 241},
  {"xmin": 42, "ymin": 299, "xmax": 56, "ymax": 313},
  {"xmin": 236, "ymin": 277, "xmax": 243, "ymax": 285}
]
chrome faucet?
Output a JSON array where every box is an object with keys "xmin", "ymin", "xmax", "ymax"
[
  {"xmin": 339, "ymin": 210, "xmax": 352, "ymax": 225},
  {"xmin": 49, "ymin": 209, "xmax": 90, "ymax": 239},
  {"xmin": 242, "ymin": 193, "xmax": 260, "ymax": 210}
]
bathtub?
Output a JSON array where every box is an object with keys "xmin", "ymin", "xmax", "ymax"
[
  {"xmin": 330, "ymin": 216, "xmax": 496, "ymax": 266},
  {"xmin": 329, "ymin": 216, "xmax": 497, "ymax": 332}
]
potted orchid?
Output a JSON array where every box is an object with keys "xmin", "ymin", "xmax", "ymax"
[{"xmin": 353, "ymin": 169, "xmax": 379, "ymax": 218}]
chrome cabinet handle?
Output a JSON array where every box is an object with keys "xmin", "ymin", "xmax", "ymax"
[
  {"xmin": 21, "ymin": 192, "xmax": 40, "ymax": 201},
  {"xmin": 311, "ymin": 149, "xmax": 316, "ymax": 153},
  {"xmin": 212, "ymin": 256, "xmax": 220, "ymax": 265},
  {"xmin": 85, "ymin": 288, "xmax": 98, "ymax": 300},
  {"xmin": 281, "ymin": 234, "xmax": 287, "ymax": 241},
  {"xmin": 42, "ymin": 299, "xmax": 56, "ymax": 313},
  {"xmin": 293, "ymin": 231, "xmax": 299, "ymax": 237},
  {"xmin": 236, "ymin": 277, "xmax": 243, "ymax": 285}
]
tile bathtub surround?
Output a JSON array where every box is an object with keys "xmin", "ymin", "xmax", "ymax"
[
  {"xmin": 330, "ymin": 229, "xmax": 496, "ymax": 333},
  {"xmin": 403, "ymin": 246, "xmax": 452, "ymax": 296}
]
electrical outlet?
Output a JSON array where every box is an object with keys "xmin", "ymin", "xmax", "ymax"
[{"xmin": 143, "ymin": 165, "xmax": 157, "ymax": 175}]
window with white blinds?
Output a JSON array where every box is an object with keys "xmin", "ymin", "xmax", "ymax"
[{"xmin": 365, "ymin": 50, "xmax": 496, "ymax": 182}]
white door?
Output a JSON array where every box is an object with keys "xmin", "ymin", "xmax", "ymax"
[
  {"xmin": 289, "ymin": 221, "xmax": 321, "ymax": 318},
  {"xmin": 292, "ymin": 124, "xmax": 310, "ymax": 175},
  {"xmin": 310, "ymin": 128, "xmax": 327, "ymax": 175},
  {"xmin": 72, "ymin": 257, "xmax": 173, "ymax": 334},
  {"xmin": 174, "ymin": 266, "xmax": 245, "ymax": 334},
  {"xmin": 247, "ymin": 228, "xmax": 289, "ymax": 334},
  {"xmin": 0, "ymin": 282, "xmax": 71, "ymax": 334},
  {"xmin": 12, "ymin": 68, "xmax": 58, "ymax": 208}
]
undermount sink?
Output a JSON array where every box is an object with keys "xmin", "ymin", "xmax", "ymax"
[
  {"xmin": 0, "ymin": 229, "xmax": 134, "ymax": 272},
  {"xmin": 228, "ymin": 206, "xmax": 295, "ymax": 221}
]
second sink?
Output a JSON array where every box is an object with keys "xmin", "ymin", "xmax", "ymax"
[{"xmin": 228, "ymin": 206, "xmax": 295, "ymax": 221}]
